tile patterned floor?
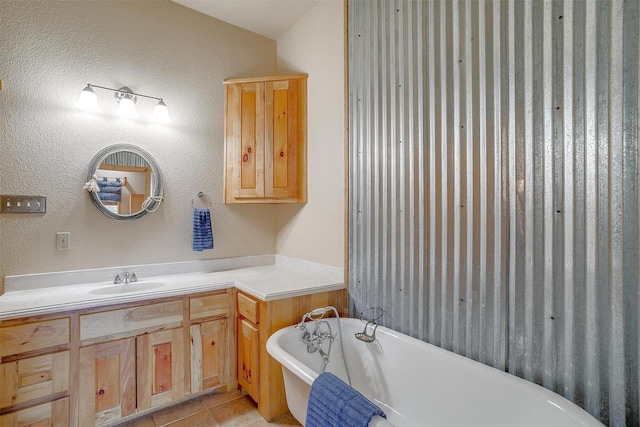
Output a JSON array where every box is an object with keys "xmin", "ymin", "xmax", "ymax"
[{"xmin": 118, "ymin": 390, "xmax": 301, "ymax": 427}]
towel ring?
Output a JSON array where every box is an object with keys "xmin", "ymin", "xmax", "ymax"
[{"xmin": 191, "ymin": 191, "xmax": 211, "ymax": 208}]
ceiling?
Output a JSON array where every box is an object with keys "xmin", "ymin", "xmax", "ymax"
[{"xmin": 172, "ymin": 0, "xmax": 321, "ymax": 40}]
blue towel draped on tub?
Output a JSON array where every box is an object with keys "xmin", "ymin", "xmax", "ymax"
[
  {"xmin": 306, "ymin": 372, "xmax": 386, "ymax": 427},
  {"xmin": 192, "ymin": 208, "xmax": 214, "ymax": 251}
]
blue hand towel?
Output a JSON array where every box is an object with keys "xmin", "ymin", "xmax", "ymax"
[
  {"xmin": 306, "ymin": 372, "xmax": 386, "ymax": 427},
  {"xmin": 192, "ymin": 208, "xmax": 214, "ymax": 251}
]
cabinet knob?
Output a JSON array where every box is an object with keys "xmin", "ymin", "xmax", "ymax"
[
  {"xmin": 279, "ymin": 151, "xmax": 284, "ymax": 157},
  {"xmin": 98, "ymin": 388, "xmax": 105, "ymax": 396},
  {"xmin": 243, "ymin": 154, "xmax": 249, "ymax": 163}
]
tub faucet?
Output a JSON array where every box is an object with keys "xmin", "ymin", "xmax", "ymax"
[{"xmin": 114, "ymin": 274, "xmax": 122, "ymax": 284}]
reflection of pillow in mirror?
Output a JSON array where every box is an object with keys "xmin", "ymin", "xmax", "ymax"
[
  {"xmin": 98, "ymin": 185, "xmax": 122, "ymax": 193},
  {"xmin": 97, "ymin": 179, "xmax": 122, "ymax": 202},
  {"xmin": 97, "ymin": 181, "xmax": 122, "ymax": 188},
  {"xmin": 98, "ymin": 193, "xmax": 121, "ymax": 202},
  {"xmin": 97, "ymin": 179, "xmax": 123, "ymax": 196}
]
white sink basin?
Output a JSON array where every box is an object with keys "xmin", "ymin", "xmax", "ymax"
[{"xmin": 88, "ymin": 281, "xmax": 166, "ymax": 295}]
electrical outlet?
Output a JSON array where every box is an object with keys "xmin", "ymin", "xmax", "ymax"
[{"xmin": 56, "ymin": 232, "xmax": 70, "ymax": 250}]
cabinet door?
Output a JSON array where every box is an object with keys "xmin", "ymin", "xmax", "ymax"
[
  {"xmin": 264, "ymin": 79, "xmax": 300, "ymax": 199},
  {"xmin": 227, "ymin": 82, "xmax": 265, "ymax": 199},
  {"xmin": 237, "ymin": 318, "xmax": 259, "ymax": 402},
  {"xmin": 190, "ymin": 319, "xmax": 229, "ymax": 393},
  {"xmin": 78, "ymin": 339, "xmax": 136, "ymax": 426},
  {"xmin": 0, "ymin": 397, "xmax": 69, "ymax": 427},
  {"xmin": 136, "ymin": 328, "xmax": 185, "ymax": 411}
]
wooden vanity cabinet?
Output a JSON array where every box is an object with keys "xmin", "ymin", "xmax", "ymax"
[
  {"xmin": 190, "ymin": 319, "xmax": 229, "ymax": 393},
  {"xmin": 235, "ymin": 288, "xmax": 347, "ymax": 421},
  {"xmin": 78, "ymin": 338, "xmax": 136, "ymax": 425},
  {"xmin": 236, "ymin": 291, "xmax": 259, "ymax": 402},
  {"xmin": 78, "ymin": 300, "xmax": 186, "ymax": 424},
  {"xmin": 189, "ymin": 293, "xmax": 233, "ymax": 394},
  {"xmin": 74, "ymin": 292, "xmax": 234, "ymax": 425},
  {"xmin": 0, "ymin": 317, "xmax": 71, "ymax": 427},
  {"xmin": 237, "ymin": 318, "xmax": 259, "ymax": 401},
  {"xmin": 137, "ymin": 328, "xmax": 185, "ymax": 410},
  {"xmin": 0, "ymin": 398, "xmax": 70, "ymax": 427},
  {"xmin": 224, "ymin": 74, "xmax": 308, "ymax": 204}
]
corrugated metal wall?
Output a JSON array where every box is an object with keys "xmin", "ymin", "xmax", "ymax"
[{"xmin": 347, "ymin": 1, "xmax": 639, "ymax": 425}]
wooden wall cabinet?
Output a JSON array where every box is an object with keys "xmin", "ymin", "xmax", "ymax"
[
  {"xmin": 224, "ymin": 74, "xmax": 308, "ymax": 204},
  {"xmin": 235, "ymin": 288, "xmax": 347, "ymax": 421}
]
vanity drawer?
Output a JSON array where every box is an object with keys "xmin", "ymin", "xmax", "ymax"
[
  {"xmin": 0, "ymin": 318, "xmax": 70, "ymax": 358},
  {"xmin": 0, "ymin": 396, "xmax": 69, "ymax": 427},
  {"xmin": 237, "ymin": 292, "xmax": 259, "ymax": 324},
  {"xmin": 0, "ymin": 351, "xmax": 70, "ymax": 408},
  {"xmin": 190, "ymin": 293, "xmax": 230, "ymax": 320},
  {"xmin": 80, "ymin": 301, "xmax": 183, "ymax": 343}
]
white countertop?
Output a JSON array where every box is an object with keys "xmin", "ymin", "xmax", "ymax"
[{"xmin": 0, "ymin": 255, "xmax": 345, "ymax": 321}]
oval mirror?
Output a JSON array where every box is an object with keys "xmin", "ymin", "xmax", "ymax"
[{"xmin": 86, "ymin": 144, "xmax": 163, "ymax": 221}]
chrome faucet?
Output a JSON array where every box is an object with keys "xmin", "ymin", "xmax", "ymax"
[{"xmin": 115, "ymin": 272, "xmax": 137, "ymax": 284}]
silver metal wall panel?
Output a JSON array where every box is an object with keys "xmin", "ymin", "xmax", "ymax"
[{"xmin": 347, "ymin": 1, "xmax": 639, "ymax": 425}]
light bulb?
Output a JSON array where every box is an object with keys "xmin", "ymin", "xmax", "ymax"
[
  {"xmin": 76, "ymin": 85, "xmax": 101, "ymax": 112},
  {"xmin": 153, "ymin": 100, "xmax": 171, "ymax": 123},
  {"xmin": 116, "ymin": 96, "xmax": 138, "ymax": 118}
]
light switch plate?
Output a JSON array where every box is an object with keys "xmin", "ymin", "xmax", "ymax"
[
  {"xmin": 0, "ymin": 195, "xmax": 46, "ymax": 213},
  {"xmin": 56, "ymin": 232, "xmax": 70, "ymax": 250}
]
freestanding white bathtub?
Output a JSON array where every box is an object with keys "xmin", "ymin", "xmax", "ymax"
[{"xmin": 266, "ymin": 316, "xmax": 604, "ymax": 427}]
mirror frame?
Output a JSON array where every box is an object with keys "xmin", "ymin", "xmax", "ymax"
[{"xmin": 86, "ymin": 144, "xmax": 163, "ymax": 221}]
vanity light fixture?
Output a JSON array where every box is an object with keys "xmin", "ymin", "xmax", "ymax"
[{"xmin": 76, "ymin": 84, "xmax": 172, "ymax": 123}]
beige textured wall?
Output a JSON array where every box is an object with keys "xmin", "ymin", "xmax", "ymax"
[
  {"xmin": 275, "ymin": 0, "xmax": 345, "ymax": 268},
  {"xmin": 0, "ymin": 0, "xmax": 279, "ymax": 282}
]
